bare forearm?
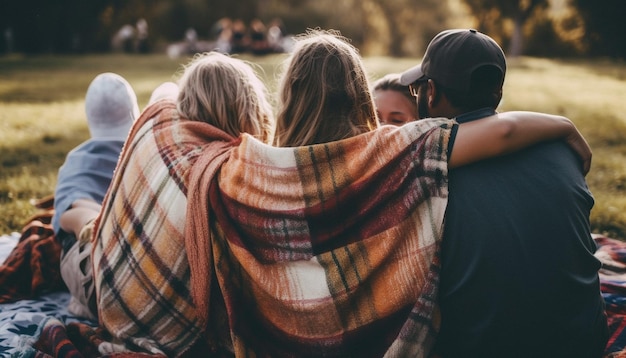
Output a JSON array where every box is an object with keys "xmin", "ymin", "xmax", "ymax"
[
  {"xmin": 450, "ymin": 111, "xmax": 591, "ymax": 173},
  {"xmin": 60, "ymin": 206, "xmax": 99, "ymax": 237}
]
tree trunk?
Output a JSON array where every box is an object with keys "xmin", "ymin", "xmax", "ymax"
[
  {"xmin": 509, "ymin": 15, "xmax": 524, "ymax": 57},
  {"xmin": 376, "ymin": 1, "xmax": 403, "ymax": 57}
]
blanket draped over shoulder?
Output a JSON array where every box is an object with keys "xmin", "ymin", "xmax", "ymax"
[
  {"xmin": 91, "ymin": 98, "xmax": 455, "ymax": 357},
  {"xmin": 91, "ymin": 100, "xmax": 237, "ymax": 356},
  {"xmin": 188, "ymin": 124, "xmax": 453, "ymax": 358}
]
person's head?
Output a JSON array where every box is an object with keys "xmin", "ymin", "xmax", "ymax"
[
  {"xmin": 149, "ymin": 82, "xmax": 179, "ymax": 105},
  {"xmin": 85, "ymin": 72, "xmax": 139, "ymax": 139},
  {"xmin": 176, "ymin": 51, "xmax": 274, "ymax": 143},
  {"xmin": 273, "ymin": 29, "xmax": 378, "ymax": 147},
  {"xmin": 400, "ymin": 29, "xmax": 506, "ymax": 119},
  {"xmin": 372, "ymin": 73, "xmax": 418, "ymax": 126}
]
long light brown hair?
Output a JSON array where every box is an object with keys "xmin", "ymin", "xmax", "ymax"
[
  {"xmin": 177, "ymin": 51, "xmax": 274, "ymax": 143},
  {"xmin": 273, "ymin": 29, "xmax": 378, "ymax": 147}
]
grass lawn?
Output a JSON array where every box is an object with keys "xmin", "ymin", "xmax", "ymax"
[{"xmin": 1, "ymin": 53, "xmax": 626, "ymax": 239}]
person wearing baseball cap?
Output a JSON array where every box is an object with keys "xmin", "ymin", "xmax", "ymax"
[
  {"xmin": 400, "ymin": 29, "xmax": 608, "ymax": 357},
  {"xmin": 52, "ymin": 72, "xmax": 140, "ymax": 320},
  {"xmin": 400, "ymin": 28, "xmax": 505, "ymax": 120},
  {"xmin": 52, "ymin": 73, "xmax": 139, "ymax": 244}
]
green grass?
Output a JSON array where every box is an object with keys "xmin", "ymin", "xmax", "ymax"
[{"xmin": 1, "ymin": 53, "xmax": 626, "ymax": 240}]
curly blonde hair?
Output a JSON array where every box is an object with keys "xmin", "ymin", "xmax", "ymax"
[
  {"xmin": 273, "ymin": 29, "xmax": 378, "ymax": 147},
  {"xmin": 177, "ymin": 51, "xmax": 274, "ymax": 143}
]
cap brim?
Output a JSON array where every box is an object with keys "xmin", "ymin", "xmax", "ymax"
[{"xmin": 399, "ymin": 64, "xmax": 426, "ymax": 86}]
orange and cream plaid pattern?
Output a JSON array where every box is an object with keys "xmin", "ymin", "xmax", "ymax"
[{"xmin": 93, "ymin": 99, "xmax": 455, "ymax": 357}]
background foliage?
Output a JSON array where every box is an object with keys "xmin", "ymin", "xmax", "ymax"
[{"xmin": 0, "ymin": 0, "xmax": 625, "ymax": 58}]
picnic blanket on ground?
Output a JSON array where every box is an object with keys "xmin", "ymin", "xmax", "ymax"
[
  {"xmin": 0, "ymin": 292, "xmax": 97, "ymax": 358},
  {"xmin": 0, "ymin": 196, "xmax": 65, "ymax": 303},
  {"xmin": 0, "ymin": 199, "xmax": 97, "ymax": 358},
  {"xmin": 3, "ymin": 210, "xmax": 626, "ymax": 357},
  {"xmin": 595, "ymin": 234, "xmax": 626, "ymax": 357}
]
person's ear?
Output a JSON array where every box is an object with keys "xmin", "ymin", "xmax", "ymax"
[{"xmin": 427, "ymin": 79, "xmax": 438, "ymax": 107}]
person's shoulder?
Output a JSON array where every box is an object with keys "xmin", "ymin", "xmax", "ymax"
[
  {"xmin": 491, "ymin": 141, "xmax": 586, "ymax": 182},
  {"xmin": 524, "ymin": 140, "xmax": 579, "ymax": 159}
]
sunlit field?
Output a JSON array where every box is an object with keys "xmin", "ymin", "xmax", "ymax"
[{"xmin": 1, "ymin": 53, "xmax": 625, "ymax": 239}]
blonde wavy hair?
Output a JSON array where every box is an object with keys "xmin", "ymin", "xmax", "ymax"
[
  {"xmin": 273, "ymin": 29, "xmax": 378, "ymax": 147},
  {"xmin": 177, "ymin": 51, "xmax": 274, "ymax": 143}
]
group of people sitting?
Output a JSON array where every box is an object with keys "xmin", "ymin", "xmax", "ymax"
[
  {"xmin": 50, "ymin": 28, "xmax": 607, "ymax": 357},
  {"xmin": 215, "ymin": 17, "xmax": 293, "ymax": 55},
  {"xmin": 168, "ymin": 18, "xmax": 292, "ymax": 60}
]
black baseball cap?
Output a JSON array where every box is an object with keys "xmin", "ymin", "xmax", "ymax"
[{"xmin": 399, "ymin": 29, "xmax": 506, "ymax": 93}]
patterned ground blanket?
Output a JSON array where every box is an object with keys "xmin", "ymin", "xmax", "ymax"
[
  {"xmin": 2, "ymin": 208, "xmax": 626, "ymax": 357},
  {"xmin": 595, "ymin": 234, "xmax": 626, "ymax": 357},
  {"xmin": 0, "ymin": 291, "xmax": 95, "ymax": 358},
  {"xmin": 0, "ymin": 196, "xmax": 65, "ymax": 303}
]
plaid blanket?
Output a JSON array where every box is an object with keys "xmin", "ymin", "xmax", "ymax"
[
  {"xmin": 91, "ymin": 99, "xmax": 455, "ymax": 357},
  {"xmin": 92, "ymin": 100, "xmax": 237, "ymax": 356},
  {"xmin": 0, "ymin": 196, "xmax": 65, "ymax": 302},
  {"xmin": 191, "ymin": 124, "xmax": 453, "ymax": 357}
]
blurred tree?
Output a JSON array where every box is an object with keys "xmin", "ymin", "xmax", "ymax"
[
  {"xmin": 209, "ymin": 0, "xmax": 258, "ymax": 23},
  {"xmin": 14, "ymin": 0, "xmax": 621, "ymax": 58},
  {"xmin": 522, "ymin": 1, "xmax": 586, "ymax": 58},
  {"xmin": 573, "ymin": 0, "xmax": 626, "ymax": 59},
  {"xmin": 0, "ymin": 0, "xmax": 111, "ymax": 53},
  {"xmin": 524, "ymin": 10, "xmax": 582, "ymax": 57},
  {"xmin": 153, "ymin": 0, "xmax": 190, "ymax": 43},
  {"xmin": 0, "ymin": 0, "xmax": 263, "ymax": 54},
  {"xmin": 258, "ymin": 0, "xmax": 449, "ymax": 57},
  {"xmin": 356, "ymin": 0, "xmax": 450, "ymax": 57},
  {"xmin": 259, "ymin": 0, "xmax": 364, "ymax": 46},
  {"xmin": 462, "ymin": 0, "xmax": 549, "ymax": 56}
]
